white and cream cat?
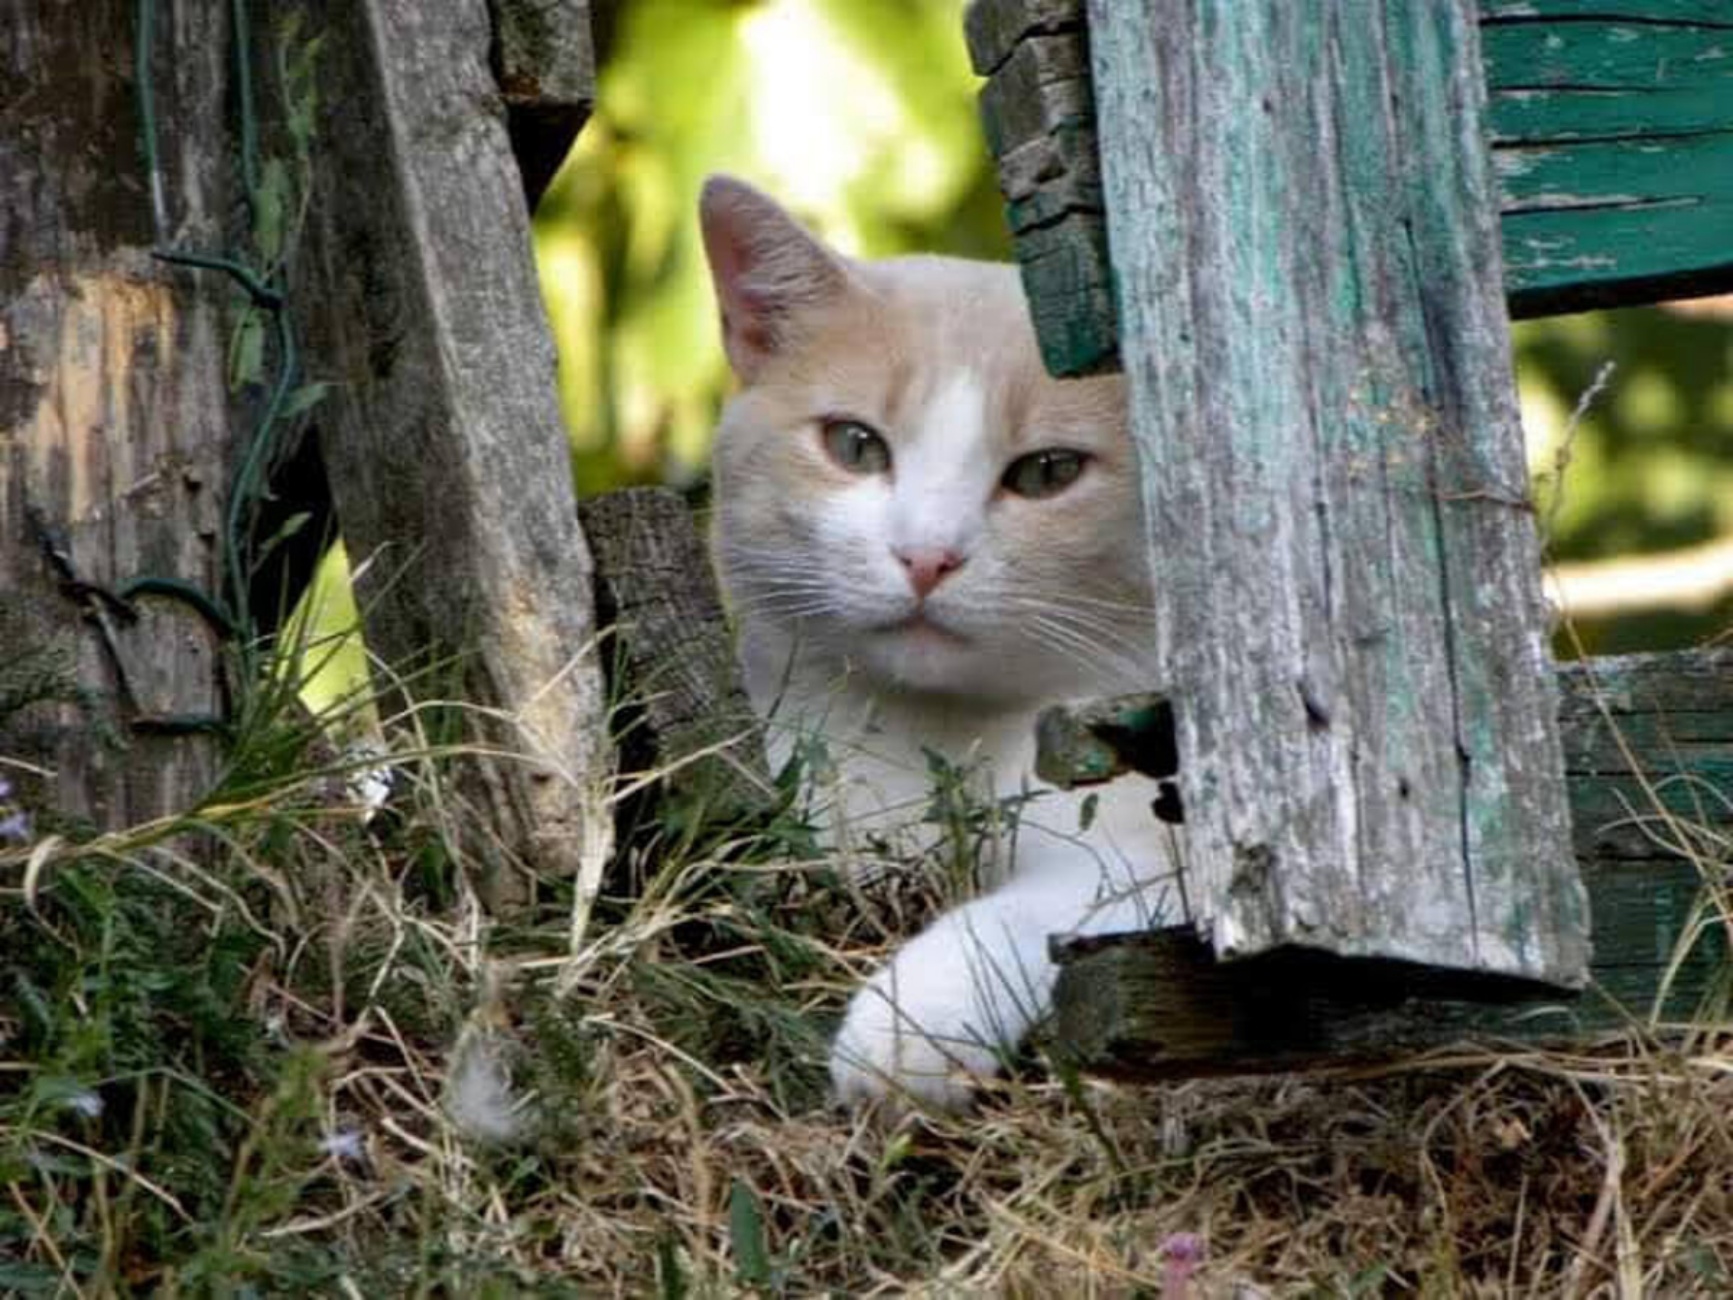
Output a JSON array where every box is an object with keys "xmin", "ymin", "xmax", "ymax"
[{"xmin": 700, "ymin": 176, "xmax": 1174, "ymax": 1109}]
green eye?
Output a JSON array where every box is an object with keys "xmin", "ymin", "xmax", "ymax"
[
  {"xmin": 821, "ymin": 418, "xmax": 892, "ymax": 475},
  {"xmin": 1002, "ymin": 448, "xmax": 1088, "ymax": 498}
]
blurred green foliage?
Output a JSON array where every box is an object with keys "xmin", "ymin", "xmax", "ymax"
[
  {"xmin": 531, "ymin": 0, "xmax": 1732, "ymax": 652},
  {"xmin": 1517, "ymin": 308, "xmax": 1733, "ymax": 653},
  {"xmin": 532, "ymin": 0, "xmax": 1006, "ymax": 496}
]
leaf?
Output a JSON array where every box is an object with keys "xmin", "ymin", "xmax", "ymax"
[
  {"xmin": 656, "ymin": 1235, "xmax": 687, "ymax": 1300},
  {"xmin": 0, "ymin": 1261, "xmax": 63, "ymax": 1294},
  {"xmin": 254, "ymin": 512, "xmax": 313, "ymax": 569},
  {"xmin": 729, "ymin": 1177, "xmax": 773, "ymax": 1289},
  {"xmin": 253, "ymin": 157, "xmax": 292, "ymax": 263},
  {"xmin": 228, "ymin": 307, "xmax": 266, "ymax": 392},
  {"xmin": 280, "ymin": 381, "xmax": 332, "ymax": 420},
  {"xmin": 282, "ymin": 29, "xmax": 325, "ymax": 153}
]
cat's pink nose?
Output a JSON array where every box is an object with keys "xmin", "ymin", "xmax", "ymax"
[{"xmin": 896, "ymin": 546, "xmax": 964, "ymax": 598}]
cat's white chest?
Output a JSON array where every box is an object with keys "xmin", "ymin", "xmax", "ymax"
[{"xmin": 761, "ymin": 659, "xmax": 1169, "ymax": 912}]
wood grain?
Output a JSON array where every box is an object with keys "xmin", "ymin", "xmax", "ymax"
[
  {"xmin": 494, "ymin": 0, "xmax": 595, "ymax": 208},
  {"xmin": 292, "ymin": 0, "xmax": 611, "ymax": 905},
  {"xmin": 579, "ymin": 489, "xmax": 772, "ymax": 825},
  {"xmin": 1088, "ymin": 0, "xmax": 1587, "ymax": 985},
  {"xmin": 1, "ymin": 2, "xmax": 234, "ymax": 831}
]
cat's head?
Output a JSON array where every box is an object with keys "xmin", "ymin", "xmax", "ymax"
[{"xmin": 700, "ymin": 176, "xmax": 1154, "ymax": 707}]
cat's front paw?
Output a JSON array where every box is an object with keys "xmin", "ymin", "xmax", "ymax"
[{"xmin": 828, "ymin": 968, "xmax": 1008, "ymax": 1112}]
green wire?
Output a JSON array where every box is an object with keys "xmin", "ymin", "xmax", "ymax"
[
  {"xmin": 135, "ymin": 0, "xmax": 166, "ymax": 241},
  {"xmin": 150, "ymin": 249, "xmax": 282, "ymax": 309},
  {"xmin": 231, "ymin": 0, "xmax": 260, "ymax": 204},
  {"xmin": 127, "ymin": 0, "xmax": 307, "ymax": 708}
]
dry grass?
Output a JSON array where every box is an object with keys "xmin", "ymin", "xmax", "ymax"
[{"xmin": 3, "ymin": 661, "xmax": 1731, "ymax": 1296}]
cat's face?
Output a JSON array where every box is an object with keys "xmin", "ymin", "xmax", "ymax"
[{"xmin": 701, "ymin": 177, "xmax": 1154, "ymax": 707}]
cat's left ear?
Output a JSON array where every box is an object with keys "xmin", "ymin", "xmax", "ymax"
[{"xmin": 700, "ymin": 175, "xmax": 851, "ymax": 382}]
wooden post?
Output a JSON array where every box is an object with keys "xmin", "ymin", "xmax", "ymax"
[
  {"xmin": 1083, "ymin": 3, "xmax": 1589, "ymax": 984},
  {"xmin": 1, "ymin": 2, "xmax": 236, "ymax": 830},
  {"xmin": 1043, "ymin": 650, "xmax": 1733, "ymax": 1076},
  {"xmin": 578, "ymin": 489, "xmax": 773, "ymax": 825},
  {"xmin": 494, "ymin": 0, "xmax": 597, "ymax": 208},
  {"xmin": 291, "ymin": 0, "xmax": 611, "ymax": 904}
]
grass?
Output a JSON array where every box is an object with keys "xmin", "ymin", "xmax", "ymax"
[{"xmin": 2, "ymin": 627, "xmax": 1732, "ymax": 1296}]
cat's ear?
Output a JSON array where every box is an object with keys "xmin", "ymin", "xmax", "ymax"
[{"xmin": 700, "ymin": 175, "xmax": 850, "ymax": 381}]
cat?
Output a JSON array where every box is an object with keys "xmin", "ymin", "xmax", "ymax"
[{"xmin": 699, "ymin": 176, "xmax": 1175, "ymax": 1110}]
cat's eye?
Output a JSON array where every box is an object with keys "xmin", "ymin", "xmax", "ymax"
[
  {"xmin": 821, "ymin": 418, "xmax": 892, "ymax": 475},
  {"xmin": 1001, "ymin": 448, "xmax": 1088, "ymax": 498}
]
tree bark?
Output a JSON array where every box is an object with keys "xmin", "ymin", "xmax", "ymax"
[{"xmin": 1, "ymin": 2, "xmax": 237, "ymax": 831}]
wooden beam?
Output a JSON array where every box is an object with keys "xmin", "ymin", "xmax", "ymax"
[
  {"xmin": 578, "ymin": 489, "xmax": 773, "ymax": 827},
  {"xmin": 970, "ymin": 0, "xmax": 1733, "ymax": 374},
  {"xmin": 1044, "ymin": 649, "xmax": 1733, "ymax": 1077},
  {"xmin": 1482, "ymin": 5, "xmax": 1733, "ymax": 315},
  {"xmin": 292, "ymin": 0, "xmax": 611, "ymax": 907},
  {"xmin": 1, "ymin": 1, "xmax": 234, "ymax": 830},
  {"xmin": 493, "ymin": 0, "xmax": 595, "ymax": 209},
  {"xmin": 964, "ymin": 0, "xmax": 1114, "ymax": 377},
  {"xmin": 1084, "ymin": 0, "xmax": 1587, "ymax": 987}
]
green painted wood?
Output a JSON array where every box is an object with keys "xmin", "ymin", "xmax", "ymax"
[
  {"xmin": 1047, "ymin": 648, "xmax": 1733, "ymax": 1077},
  {"xmin": 1086, "ymin": 0, "xmax": 1588, "ymax": 988},
  {"xmin": 1481, "ymin": 0, "xmax": 1733, "ymax": 22},
  {"xmin": 1034, "ymin": 693, "xmax": 1176, "ymax": 789},
  {"xmin": 1503, "ymin": 191, "xmax": 1733, "ymax": 318},
  {"xmin": 970, "ymin": 0, "xmax": 1733, "ymax": 373},
  {"xmin": 964, "ymin": 2, "xmax": 1115, "ymax": 376},
  {"xmin": 1482, "ymin": 10, "xmax": 1733, "ymax": 312},
  {"xmin": 1491, "ymin": 86, "xmax": 1733, "ymax": 142},
  {"xmin": 1498, "ymin": 135, "xmax": 1733, "ymax": 209},
  {"xmin": 1482, "ymin": 19, "xmax": 1733, "ymax": 92},
  {"xmin": 1053, "ymin": 871, "xmax": 1727, "ymax": 1079}
]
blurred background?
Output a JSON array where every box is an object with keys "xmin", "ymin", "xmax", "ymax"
[{"xmin": 300, "ymin": 0, "xmax": 1707, "ymax": 671}]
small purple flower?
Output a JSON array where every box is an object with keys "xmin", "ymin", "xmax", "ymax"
[
  {"xmin": 1160, "ymin": 1233, "xmax": 1205, "ymax": 1300},
  {"xmin": 0, "ymin": 811, "xmax": 29, "ymax": 843},
  {"xmin": 64, "ymin": 1090, "xmax": 104, "ymax": 1119},
  {"xmin": 0, "ymin": 776, "xmax": 12, "ymax": 800}
]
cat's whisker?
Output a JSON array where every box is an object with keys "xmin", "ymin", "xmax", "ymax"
[
  {"xmin": 1028, "ymin": 590, "xmax": 1156, "ymax": 615},
  {"xmin": 1017, "ymin": 603, "xmax": 1155, "ymax": 661},
  {"xmin": 1025, "ymin": 615, "xmax": 1152, "ymax": 687},
  {"xmin": 992, "ymin": 590, "xmax": 1157, "ymax": 629}
]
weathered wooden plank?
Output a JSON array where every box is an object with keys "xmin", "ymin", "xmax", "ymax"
[
  {"xmin": 1053, "ymin": 858, "xmax": 1726, "ymax": 1077},
  {"xmin": 1010, "ymin": 216, "xmax": 1117, "ymax": 378},
  {"xmin": 493, "ymin": 0, "xmax": 594, "ymax": 208},
  {"xmin": 1087, "ymin": 1, "xmax": 1587, "ymax": 986},
  {"xmin": 1482, "ymin": 19, "xmax": 1733, "ymax": 92},
  {"xmin": 577, "ymin": 488, "xmax": 773, "ymax": 825},
  {"xmin": 970, "ymin": 0, "xmax": 1733, "ymax": 372},
  {"xmin": 964, "ymin": 0, "xmax": 1083, "ymax": 77},
  {"xmin": 1503, "ymin": 202, "xmax": 1733, "ymax": 317},
  {"xmin": 1, "ymin": 2, "xmax": 235, "ymax": 832},
  {"xmin": 292, "ymin": 0, "xmax": 611, "ymax": 906},
  {"xmin": 1497, "ymin": 135, "xmax": 1733, "ymax": 210},
  {"xmin": 1034, "ymin": 693, "xmax": 1176, "ymax": 789},
  {"xmin": 1444, "ymin": 8, "xmax": 1733, "ymax": 313},
  {"xmin": 1491, "ymin": 86, "xmax": 1733, "ymax": 142},
  {"xmin": 1046, "ymin": 649, "xmax": 1733, "ymax": 1076},
  {"xmin": 1481, "ymin": 0, "xmax": 1733, "ymax": 21},
  {"xmin": 964, "ymin": 0, "xmax": 1116, "ymax": 377}
]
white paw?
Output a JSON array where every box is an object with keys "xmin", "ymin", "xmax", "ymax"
[{"xmin": 829, "ymin": 973, "xmax": 1005, "ymax": 1112}]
